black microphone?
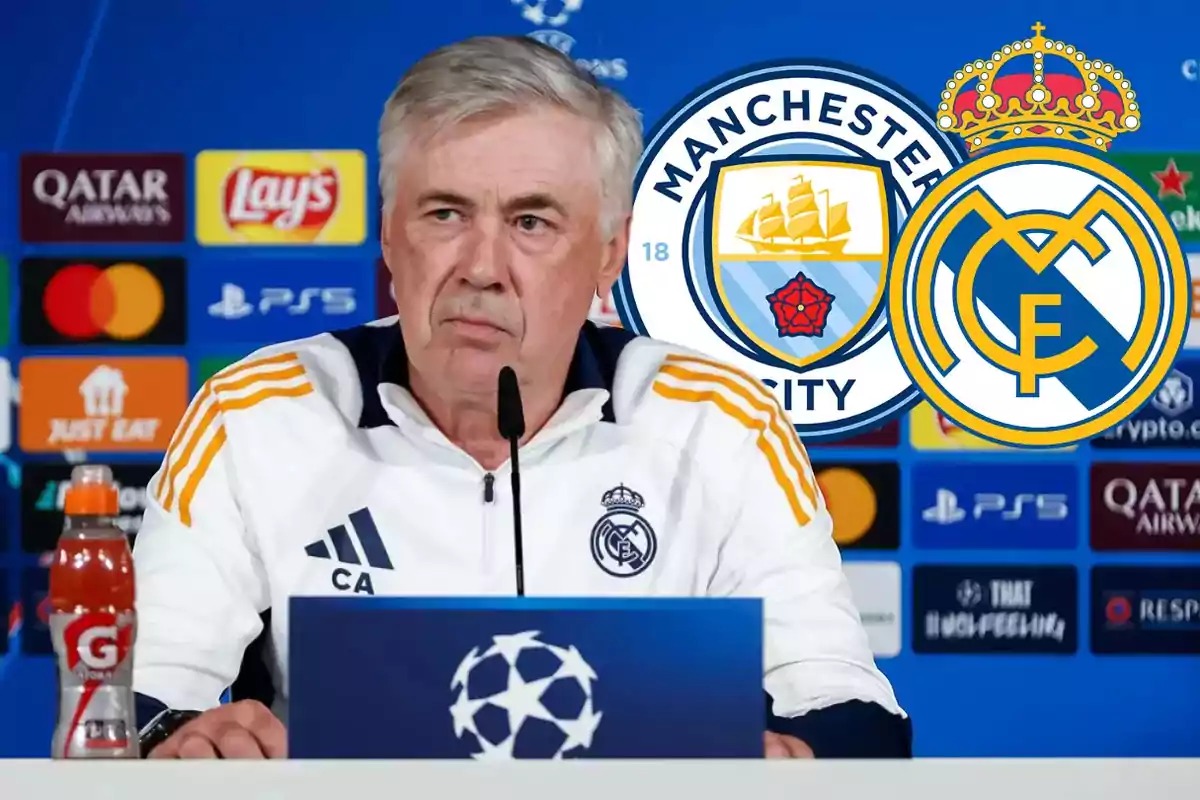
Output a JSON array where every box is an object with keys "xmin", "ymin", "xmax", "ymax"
[{"xmin": 496, "ymin": 366, "xmax": 526, "ymax": 597}]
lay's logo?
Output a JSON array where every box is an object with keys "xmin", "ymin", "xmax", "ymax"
[
  {"xmin": 909, "ymin": 402, "xmax": 1002, "ymax": 450},
  {"xmin": 226, "ymin": 164, "xmax": 337, "ymax": 232},
  {"xmin": 936, "ymin": 412, "xmax": 960, "ymax": 437},
  {"xmin": 195, "ymin": 150, "xmax": 366, "ymax": 245},
  {"xmin": 909, "ymin": 401, "xmax": 1077, "ymax": 452}
]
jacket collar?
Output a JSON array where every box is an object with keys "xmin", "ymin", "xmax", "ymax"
[
  {"xmin": 374, "ymin": 319, "xmax": 619, "ymax": 422},
  {"xmin": 332, "ymin": 317, "xmax": 639, "ymax": 451}
]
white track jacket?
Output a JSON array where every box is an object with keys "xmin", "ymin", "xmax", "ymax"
[{"xmin": 131, "ymin": 318, "xmax": 909, "ymax": 757}]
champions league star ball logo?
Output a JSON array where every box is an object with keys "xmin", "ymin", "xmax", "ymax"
[
  {"xmin": 615, "ymin": 58, "xmax": 966, "ymax": 441},
  {"xmin": 887, "ymin": 22, "xmax": 1190, "ymax": 448},
  {"xmin": 510, "ymin": 0, "xmax": 582, "ymax": 28},
  {"xmin": 449, "ymin": 631, "xmax": 603, "ymax": 759},
  {"xmin": 590, "ymin": 484, "xmax": 657, "ymax": 577}
]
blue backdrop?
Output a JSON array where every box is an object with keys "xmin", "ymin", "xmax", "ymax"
[{"xmin": 1, "ymin": 0, "xmax": 1198, "ymax": 758}]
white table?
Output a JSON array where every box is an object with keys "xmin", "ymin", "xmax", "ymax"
[{"xmin": 1, "ymin": 759, "xmax": 1198, "ymax": 799}]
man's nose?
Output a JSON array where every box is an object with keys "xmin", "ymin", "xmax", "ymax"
[{"xmin": 460, "ymin": 218, "xmax": 510, "ymax": 289}]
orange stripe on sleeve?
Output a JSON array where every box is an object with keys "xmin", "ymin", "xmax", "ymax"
[
  {"xmin": 665, "ymin": 352, "xmax": 815, "ymax": 462},
  {"xmin": 212, "ymin": 351, "xmax": 301, "ymax": 382},
  {"xmin": 155, "ymin": 352, "xmax": 302, "ymax": 504},
  {"xmin": 177, "ymin": 425, "xmax": 227, "ymax": 528},
  {"xmin": 212, "ymin": 363, "xmax": 307, "ymax": 393},
  {"xmin": 161, "ymin": 400, "xmax": 220, "ymax": 512},
  {"xmin": 159, "ymin": 355, "xmax": 311, "ymax": 519},
  {"xmin": 156, "ymin": 381, "xmax": 213, "ymax": 504},
  {"xmin": 651, "ymin": 382, "xmax": 812, "ymax": 527},
  {"xmin": 172, "ymin": 384, "xmax": 314, "ymax": 525},
  {"xmin": 220, "ymin": 383, "xmax": 314, "ymax": 412},
  {"xmin": 657, "ymin": 360, "xmax": 819, "ymax": 510}
]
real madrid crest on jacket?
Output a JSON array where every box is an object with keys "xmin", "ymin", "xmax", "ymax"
[
  {"xmin": 129, "ymin": 316, "xmax": 901, "ymax": 733},
  {"xmin": 591, "ymin": 484, "xmax": 657, "ymax": 577}
]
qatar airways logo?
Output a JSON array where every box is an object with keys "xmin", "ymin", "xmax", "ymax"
[
  {"xmin": 1091, "ymin": 464, "xmax": 1200, "ymax": 552},
  {"xmin": 19, "ymin": 154, "xmax": 186, "ymax": 243}
]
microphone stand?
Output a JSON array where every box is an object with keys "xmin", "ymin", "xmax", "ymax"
[{"xmin": 496, "ymin": 366, "xmax": 526, "ymax": 597}]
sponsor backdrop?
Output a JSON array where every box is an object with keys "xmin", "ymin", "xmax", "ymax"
[{"xmin": 1, "ymin": 0, "xmax": 1198, "ymax": 759}]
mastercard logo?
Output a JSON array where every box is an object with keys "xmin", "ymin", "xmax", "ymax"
[{"xmin": 42, "ymin": 262, "xmax": 164, "ymax": 340}]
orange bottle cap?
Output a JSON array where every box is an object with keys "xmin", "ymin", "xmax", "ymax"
[{"xmin": 64, "ymin": 465, "xmax": 120, "ymax": 516}]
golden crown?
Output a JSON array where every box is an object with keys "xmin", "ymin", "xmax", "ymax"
[{"xmin": 937, "ymin": 22, "xmax": 1140, "ymax": 154}]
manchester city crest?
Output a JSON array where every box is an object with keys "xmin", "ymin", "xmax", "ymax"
[
  {"xmin": 590, "ymin": 484, "xmax": 657, "ymax": 577},
  {"xmin": 615, "ymin": 59, "xmax": 967, "ymax": 440},
  {"xmin": 706, "ymin": 155, "xmax": 897, "ymax": 370}
]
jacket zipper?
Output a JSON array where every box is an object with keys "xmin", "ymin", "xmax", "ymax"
[{"xmin": 481, "ymin": 472, "xmax": 495, "ymax": 571}]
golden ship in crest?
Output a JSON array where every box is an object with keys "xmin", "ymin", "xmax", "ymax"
[{"xmin": 735, "ymin": 174, "xmax": 852, "ymax": 255}]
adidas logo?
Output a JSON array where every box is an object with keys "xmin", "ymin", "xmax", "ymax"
[{"xmin": 304, "ymin": 507, "xmax": 393, "ymax": 595}]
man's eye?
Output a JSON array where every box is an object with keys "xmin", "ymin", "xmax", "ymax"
[
  {"xmin": 430, "ymin": 209, "xmax": 460, "ymax": 221},
  {"xmin": 516, "ymin": 215, "xmax": 547, "ymax": 231}
]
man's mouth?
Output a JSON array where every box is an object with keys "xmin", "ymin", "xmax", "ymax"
[{"xmin": 445, "ymin": 316, "xmax": 508, "ymax": 336}]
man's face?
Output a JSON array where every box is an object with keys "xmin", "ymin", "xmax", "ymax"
[{"xmin": 382, "ymin": 106, "xmax": 628, "ymax": 396}]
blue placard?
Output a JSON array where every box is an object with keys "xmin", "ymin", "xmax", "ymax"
[
  {"xmin": 1091, "ymin": 566, "xmax": 1200, "ymax": 655},
  {"xmin": 187, "ymin": 258, "xmax": 376, "ymax": 345},
  {"xmin": 912, "ymin": 565, "xmax": 1078, "ymax": 654},
  {"xmin": 287, "ymin": 596, "xmax": 764, "ymax": 759},
  {"xmin": 911, "ymin": 463, "xmax": 1078, "ymax": 550}
]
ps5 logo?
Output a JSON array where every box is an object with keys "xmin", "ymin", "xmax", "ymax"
[
  {"xmin": 207, "ymin": 283, "xmax": 356, "ymax": 319},
  {"xmin": 922, "ymin": 489, "xmax": 1070, "ymax": 525}
]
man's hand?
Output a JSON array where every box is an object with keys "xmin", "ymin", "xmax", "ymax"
[
  {"xmin": 764, "ymin": 731, "xmax": 815, "ymax": 758},
  {"xmin": 147, "ymin": 700, "xmax": 287, "ymax": 759}
]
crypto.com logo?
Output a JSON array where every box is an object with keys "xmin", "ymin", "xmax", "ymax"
[{"xmin": 1151, "ymin": 369, "xmax": 1194, "ymax": 417}]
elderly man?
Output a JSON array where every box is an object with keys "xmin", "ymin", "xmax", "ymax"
[{"xmin": 131, "ymin": 35, "xmax": 910, "ymax": 760}]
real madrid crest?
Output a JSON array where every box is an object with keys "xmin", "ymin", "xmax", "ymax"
[
  {"xmin": 590, "ymin": 484, "xmax": 657, "ymax": 578},
  {"xmin": 887, "ymin": 22, "xmax": 1190, "ymax": 448}
]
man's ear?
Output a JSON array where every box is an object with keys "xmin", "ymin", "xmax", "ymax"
[{"xmin": 596, "ymin": 213, "xmax": 632, "ymax": 298}]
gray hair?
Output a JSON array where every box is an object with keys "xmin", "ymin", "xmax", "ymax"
[{"xmin": 378, "ymin": 35, "xmax": 643, "ymax": 238}]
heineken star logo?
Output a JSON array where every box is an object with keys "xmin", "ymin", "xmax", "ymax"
[
  {"xmin": 1152, "ymin": 158, "xmax": 1193, "ymax": 200},
  {"xmin": 1109, "ymin": 153, "xmax": 1200, "ymax": 240}
]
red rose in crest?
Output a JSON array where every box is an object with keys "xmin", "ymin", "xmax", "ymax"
[{"xmin": 765, "ymin": 272, "xmax": 835, "ymax": 337}]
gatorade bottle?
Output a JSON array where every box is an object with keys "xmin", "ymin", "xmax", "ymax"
[{"xmin": 48, "ymin": 464, "xmax": 138, "ymax": 759}]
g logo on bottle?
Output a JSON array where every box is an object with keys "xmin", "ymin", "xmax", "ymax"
[{"xmin": 64, "ymin": 612, "xmax": 131, "ymax": 675}]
